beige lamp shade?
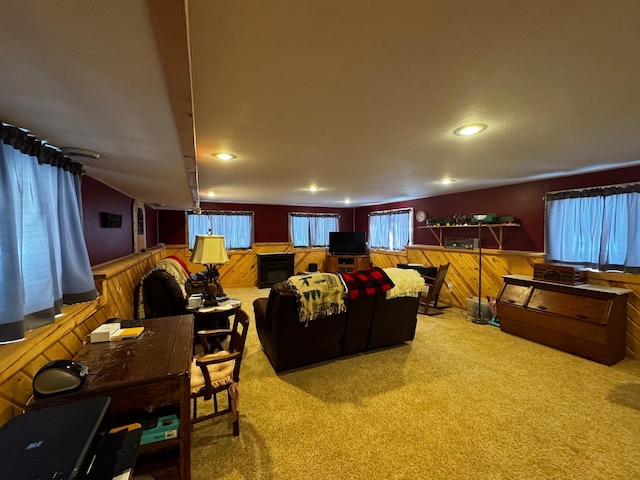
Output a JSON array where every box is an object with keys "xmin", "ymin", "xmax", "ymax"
[{"xmin": 190, "ymin": 235, "xmax": 229, "ymax": 265}]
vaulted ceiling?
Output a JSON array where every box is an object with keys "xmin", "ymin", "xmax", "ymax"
[{"xmin": 1, "ymin": 1, "xmax": 639, "ymax": 210}]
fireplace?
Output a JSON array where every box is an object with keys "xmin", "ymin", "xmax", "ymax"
[{"xmin": 257, "ymin": 253, "xmax": 295, "ymax": 288}]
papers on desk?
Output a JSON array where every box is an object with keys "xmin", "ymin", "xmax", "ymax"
[
  {"xmin": 111, "ymin": 327, "xmax": 145, "ymax": 340},
  {"xmin": 90, "ymin": 325, "xmax": 144, "ymax": 342}
]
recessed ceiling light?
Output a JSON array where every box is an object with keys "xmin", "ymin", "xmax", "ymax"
[
  {"xmin": 453, "ymin": 124, "xmax": 487, "ymax": 136},
  {"xmin": 212, "ymin": 152, "xmax": 236, "ymax": 160},
  {"xmin": 207, "ymin": 191, "xmax": 216, "ymax": 197},
  {"xmin": 438, "ymin": 178, "xmax": 456, "ymax": 184},
  {"xmin": 306, "ymin": 186, "xmax": 320, "ymax": 192},
  {"xmin": 344, "ymin": 198, "xmax": 351, "ymax": 204}
]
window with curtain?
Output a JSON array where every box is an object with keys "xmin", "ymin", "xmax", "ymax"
[
  {"xmin": 289, "ymin": 213, "xmax": 339, "ymax": 247},
  {"xmin": 546, "ymin": 183, "xmax": 640, "ymax": 273},
  {"xmin": 187, "ymin": 211, "xmax": 254, "ymax": 249},
  {"xmin": 0, "ymin": 123, "xmax": 98, "ymax": 344},
  {"xmin": 368, "ymin": 208, "xmax": 412, "ymax": 251}
]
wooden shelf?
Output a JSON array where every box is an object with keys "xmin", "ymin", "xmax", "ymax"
[{"xmin": 417, "ymin": 223, "xmax": 520, "ymax": 250}]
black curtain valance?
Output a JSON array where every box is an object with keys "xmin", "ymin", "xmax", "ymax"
[
  {"xmin": 289, "ymin": 212, "xmax": 340, "ymax": 218},
  {"xmin": 198, "ymin": 210, "xmax": 254, "ymax": 216},
  {"xmin": 0, "ymin": 123, "xmax": 85, "ymax": 175},
  {"xmin": 546, "ymin": 183, "xmax": 640, "ymax": 201},
  {"xmin": 369, "ymin": 208, "xmax": 411, "ymax": 216}
]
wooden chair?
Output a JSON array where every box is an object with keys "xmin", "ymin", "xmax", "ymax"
[
  {"xmin": 190, "ymin": 308, "xmax": 250, "ymax": 435},
  {"xmin": 418, "ymin": 263, "xmax": 450, "ymax": 315}
]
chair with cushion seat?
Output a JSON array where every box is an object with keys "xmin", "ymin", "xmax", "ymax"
[
  {"xmin": 190, "ymin": 308, "xmax": 250, "ymax": 435},
  {"xmin": 418, "ymin": 263, "xmax": 450, "ymax": 315}
]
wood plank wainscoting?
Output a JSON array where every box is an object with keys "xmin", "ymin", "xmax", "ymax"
[
  {"xmin": 0, "ymin": 247, "xmax": 167, "ymax": 426},
  {"xmin": 2, "ymin": 244, "xmax": 638, "ymax": 426},
  {"xmin": 170, "ymin": 243, "xmax": 640, "ymax": 360},
  {"xmin": 165, "ymin": 242, "xmax": 329, "ymax": 288},
  {"xmin": 371, "ymin": 245, "xmax": 639, "ymax": 361}
]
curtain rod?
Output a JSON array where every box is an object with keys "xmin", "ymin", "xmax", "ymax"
[{"xmin": 546, "ymin": 180, "xmax": 640, "ymax": 196}]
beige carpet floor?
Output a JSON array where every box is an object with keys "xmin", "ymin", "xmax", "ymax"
[{"xmin": 190, "ymin": 287, "xmax": 640, "ymax": 480}]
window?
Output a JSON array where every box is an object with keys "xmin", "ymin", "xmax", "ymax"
[
  {"xmin": 546, "ymin": 183, "xmax": 640, "ymax": 273},
  {"xmin": 0, "ymin": 124, "xmax": 98, "ymax": 344},
  {"xmin": 289, "ymin": 213, "xmax": 339, "ymax": 248},
  {"xmin": 368, "ymin": 208, "xmax": 412, "ymax": 251},
  {"xmin": 187, "ymin": 211, "xmax": 254, "ymax": 249}
]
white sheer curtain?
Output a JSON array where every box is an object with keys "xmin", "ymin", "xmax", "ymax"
[
  {"xmin": 290, "ymin": 215, "xmax": 310, "ymax": 247},
  {"xmin": 546, "ymin": 185, "xmax": 640, "ymax": 273},
  {"xmin": 311, "ymin": 216, "xmax": 338, "ymax": 247},
  {"xmin": 0, "ymin": 126, "xmax": 98, "ymax": 344},
  {"xmin": 188, "ymin": 211, "xmax": 253, "ymax": 249},
  {"xmin": 369, "ymin": 214, "xmax": 387, "ymax": 249},
  {"xmin": 289, "ymin": 213, "xmax": 338, "ymax": 247},
  {"xmin": 212, "ymin": 213, "xmax": 252, "ymax": 249},
  {"xmin": 188, "ymin": 214, "xmax": 211, "ymax": 247},
  {"xmin": 368, "ymin": 209, "xmax": 411, "ymax": 251}
]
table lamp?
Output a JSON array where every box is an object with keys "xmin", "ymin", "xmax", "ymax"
[{"xmin": 190, "ymin": 235, "xmax": 229, "ymax": 306}]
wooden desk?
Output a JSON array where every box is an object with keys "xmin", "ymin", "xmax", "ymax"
[{"xmin": 38, "ymin": 315, "xmax": 194, "ymax": 480}]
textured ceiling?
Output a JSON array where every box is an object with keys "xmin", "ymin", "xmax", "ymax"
[{"xmin": 1, "ymin": 1, "xmax": 639, "ymax": 210}]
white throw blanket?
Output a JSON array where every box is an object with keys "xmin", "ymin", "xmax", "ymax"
[
  {"xmin": 286, "ymin": 273, "xmax": 346, "ymax": 324},
  {"xmin": 383, "ymin": 267, "xmax": 426, "ymax": 299}
]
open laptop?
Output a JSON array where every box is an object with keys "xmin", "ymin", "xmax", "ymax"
[{"xmin": 0, "ymin": 396, "xmax": 110, "ymax": 480}]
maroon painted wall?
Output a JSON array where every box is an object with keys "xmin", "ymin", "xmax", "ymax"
[
  {"xmin": 145, "ymin": 205, "xmax": 158, "ymax": 247},
  {"xmin": 82, "ymin": 165, "xmax": 639, "ymax": 265},
  {"xmin": 158, "ymin": 210, "xmax": 187, "ymax": 245},
  {"xmin": 82, "ymin": 176, "xmax": 134, "ymax": 264},
  {"xmin": 158, "ymin": 202, "xmax": 355, "ymax": 245},
  {"xmin": 356, "ymin": 164, "xmax": 640, "ymax": 252}
]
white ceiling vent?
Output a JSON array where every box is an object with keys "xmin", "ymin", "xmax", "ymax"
[{"xmin": 60, "ymin": 147, "xmax": 101, "ymax": 160}]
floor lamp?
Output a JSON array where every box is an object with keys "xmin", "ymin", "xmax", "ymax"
[{"xmin": 472, "ymin": 214, "xmax": 488, "ymax": 324}]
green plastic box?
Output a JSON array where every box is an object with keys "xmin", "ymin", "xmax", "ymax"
[{"xmin": 140, "ymin": 414, "xmax": 179, "ymax": 445}]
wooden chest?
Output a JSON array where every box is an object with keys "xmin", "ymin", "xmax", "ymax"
[
  {"xmin": 496, "ymin": 275, "xmax": 631, "ymax": 365},
  {"xmin": 532, "ymin": 262, "xmax": 587, "ymax": 285}
]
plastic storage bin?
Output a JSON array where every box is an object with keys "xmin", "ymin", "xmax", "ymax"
[{"xmin": 466, "ymin": 297, "xmax": 492, "ymax": 322}]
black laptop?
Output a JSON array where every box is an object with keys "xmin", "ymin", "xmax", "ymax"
[{"xmin": 0, "ymin": 396, "xmax": 111, "ymax": 480}]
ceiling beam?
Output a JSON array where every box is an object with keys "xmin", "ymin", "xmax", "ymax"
[{"xmin": 146, "ymin": 0, "xmax": 199, "ymax": 208}]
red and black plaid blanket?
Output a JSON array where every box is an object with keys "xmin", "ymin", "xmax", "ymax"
[{"xmin": 338, "ymin": 267, "xmax": 395, "ymax": 300}]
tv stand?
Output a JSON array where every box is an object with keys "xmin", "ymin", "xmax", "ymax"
[{"xmin": 325, "ymin": 253, "xmax": 371, "ymax": 273}]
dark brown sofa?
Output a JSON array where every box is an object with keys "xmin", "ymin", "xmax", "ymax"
[{"xmin": 253, "ymin": 281, "xmax": 420, "ymax": 372}]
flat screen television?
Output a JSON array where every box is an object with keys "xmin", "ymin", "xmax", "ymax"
[{"xmin": 329, "ymin": 231, "xmax": 367, "ymax": 255}]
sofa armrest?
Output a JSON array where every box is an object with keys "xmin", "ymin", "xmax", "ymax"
[{"xmin": 253, "ymin": 297, "xmax": 270, "ymax": 328}]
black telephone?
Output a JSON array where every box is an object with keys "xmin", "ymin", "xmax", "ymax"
[{"xmin": 32, "ymin": 359, "xmax": 89, "ymax": 398}]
